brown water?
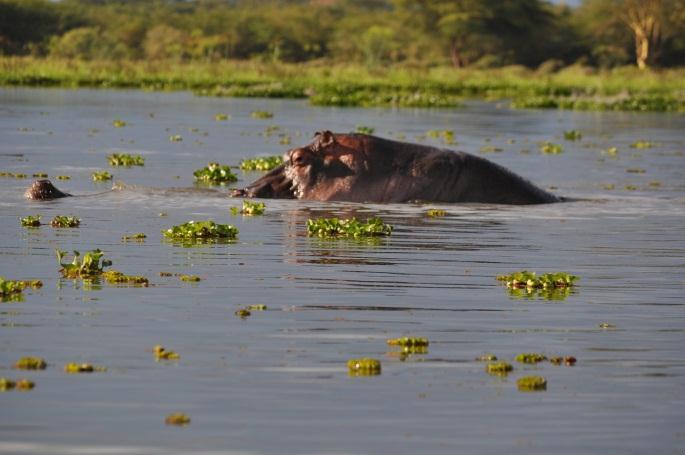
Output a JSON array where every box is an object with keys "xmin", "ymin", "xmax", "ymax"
[{"xmin": 1, "ymin": 88, "xmax": 684, "ymax": 454}]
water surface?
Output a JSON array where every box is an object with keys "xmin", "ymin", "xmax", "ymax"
[{"xmin": 1, "ymin": 89, "xmax": 684, "ymax": 454}]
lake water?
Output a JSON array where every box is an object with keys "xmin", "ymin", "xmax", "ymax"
[{"xmin": 1, "ymin": 88, "xmax": 684, "ymax": 455}]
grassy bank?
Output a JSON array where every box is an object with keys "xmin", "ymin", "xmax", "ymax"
[{"xmin": 2, "ymin": 57, "xmax": 684, "ymax": 111}]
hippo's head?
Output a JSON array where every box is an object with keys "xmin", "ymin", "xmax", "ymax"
[
  {"xmin": 282, "ymin": 131, "xmax": 364, "ymax": 200},
  {"xmin": 232, "ymin": 131, "xmax": 365, "ymax": 200},
  {"xmin": 24, "ymin": 179, "xmax": 71, "ymax": 200}
]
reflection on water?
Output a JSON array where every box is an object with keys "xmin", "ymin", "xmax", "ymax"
[{"xmin": 1, "ymin": 88, "xmax": 685, "ymax": 454}]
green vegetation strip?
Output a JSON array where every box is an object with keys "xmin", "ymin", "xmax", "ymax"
[
  {"xmin": 307, "ymin": 217, "xmax": 392, "ymax": 238},
  {"xmin": 4, "ymin": 58, "xmax": 684, "ymax": 112}
]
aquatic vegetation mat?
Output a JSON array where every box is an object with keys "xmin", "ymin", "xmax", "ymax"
[
  {"xmin": 497, "ymin": 271, "xmax": 578, "ymax": 300},
  {"xmin": 163, "ymin": 220, "xmax": 238, "ymax": 241},
  {"xmin": 14, "ymin": 357, "xmax": 47, "ymax": 370},
  {"xmin": 56, "ymin": 249, "xmax": 112, "ymax": 279},
  {"xmin": 231, "ymin": 200, "xmax": 265, "ymax": 216},
  {"xmin": 50, "ymin": 215, "xmax": 80, "ymax": 228},
  {"xmin": 306, "ymin": 217, "xmax": 392, "ymax": 238},
  {"xmin": 20, "ymin": 215, "xmax": 41, "ymax": 227},
  {"xmin": 239, "ymin": 155, "xmax": 283, "ymax": 171},
  {"xmin": 107, "ymin": 153, "xmax": 144, "ymax": 166},
  {"xmin": 154, "ymin": 345, "xmax": 179, "ymax": 360},
  {"xmin": 517, "ymin": 376, "xmax": 547, "ymax": 392},
  {"xmin": 193, "ymin": 162, "xmax": 237, "ymax": 184},
  {"xmin": 347, "ymin": 358, "xmax": 382, "ymax": 376},
  {"xmin": 92, "ymin": 170, "xmax": 113, "ymax": 181}
]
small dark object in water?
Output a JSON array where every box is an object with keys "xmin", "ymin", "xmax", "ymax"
[{"xmin": 24, "ymin": 179, "xmax": 71, "ymax": 200}]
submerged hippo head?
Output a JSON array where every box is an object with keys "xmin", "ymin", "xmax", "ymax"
[
  {"xmin": 24, "ymin": 179, "xmax": 71, "ymax": 200},
  {"xmin": 283, "ymin": 131, "xmax": 363, "ymax": 200},
  {"xmin": 231, "ymin": 130, "xmax": 363, "ymax": 200}
]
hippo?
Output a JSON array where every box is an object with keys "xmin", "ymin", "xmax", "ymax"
[
  {"xmin": 25, "ymin": 179, "xmax": 71, "ymax": 200},
  {"xmin": 231, "ymin": 131, "xmax": 562, "ymax": 204},
  {"xmin": 25, "ymin": 132, "xmax": 562, "ymax": 205}
]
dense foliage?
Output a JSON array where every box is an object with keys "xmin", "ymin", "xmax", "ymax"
[{"xmin": 1, "ymin": 0, "xmax": 684, "ymax": 69}]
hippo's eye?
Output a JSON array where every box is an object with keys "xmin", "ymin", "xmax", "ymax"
[{"xmin": 292, "ymin": 153, "xmax": 306, "ymax": 165}]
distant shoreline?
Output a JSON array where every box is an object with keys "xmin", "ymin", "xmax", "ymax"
[{"xmin": 2, "ymin": 57, "xmax": 684, "ymax": 112}]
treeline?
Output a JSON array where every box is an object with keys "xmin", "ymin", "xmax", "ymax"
[{"xmin": 1, "ymin": 0, "xmax": 684, "ymax": 69}]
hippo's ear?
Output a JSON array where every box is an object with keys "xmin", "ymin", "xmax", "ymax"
[{"xmin": 314, "ymin": 130, "xmax": 336, "ymax": 150}]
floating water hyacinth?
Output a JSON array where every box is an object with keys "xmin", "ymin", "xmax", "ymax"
[
  {"xmin": 20, "ymin": 215, "xmax": 41, "ymax": 227},
  {"xmin": 231, "ymin": 200, "xmax": 265, "ymax": 216},
  {"xmin": 107, "ymin": 153, "xmax": 144, "ymax": 166},
  {"xmin": 50, "ymin": 215, "xmax": 80, "ymax": 228},
  {"xmin": 496, "ymin": 271, "xmax": 578, "ymax": 290},
  {"xmin": 239, "ymin": 155, "xmax": 283, "ymax": 171},
  {"xmin": 102, "ymin": 270, "xmax": 149, "ymax": 286},
  {"xmin": 347, "ymin": 358, "xmax": 381, "ymax": 376},
  {"xmin": 56, "ymin": 249, "xmax": 112, "ymax": 279},
  {"xmin": 563, "ymin": 130, "xmax": 582, "ymax": 141},
  {"xmin": 193, "ymin": 162, "xmax": 238, "ymax": 184},
  {"xmin": 162, "ymin": 220, "xmax": 238, "ymax": 241},
  {"xmin": 355, "ymin": 125, "xmax": 375, "ymax": 134},
  {"xmin": 251, "ymin": 111, "xmax": 274, "ymax": 119},
  {"xmin": 14, "ymin": 357, "xmax": 47, "ymax": 370},
  {"xmin": 92, "ymin": 170, "xmax": 113, "ymax": 181},
  {"xmin": 306, "ymin": 217, "xmax": 392, "ymax": 238},
  {"xmin": 540, "ymin": 142, "xmax": 563, "ymax": 154},
  {"xmin": 517, "ymin": 376, "xmax": 547, "ymax": 391}
]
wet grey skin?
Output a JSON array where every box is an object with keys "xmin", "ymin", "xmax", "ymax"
[{"xmin": 231, "ymin": 131, "xmax": 563, "ymax": 205}]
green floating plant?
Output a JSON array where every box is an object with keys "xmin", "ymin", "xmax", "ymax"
[
  {"xmin": 355, "ymin": 125, "xmax": 375, "ymax": 134},
  {"xmin": 162, "ymin": 220, "xmax": 238, "ymax": 241},
  {"xmin": 251, "ymin": 111, "xmax": 274, "ymax": 119},
  {"xmin": 122, "ymin": 233, "xmax": 146, "ymax": 241},
  {"xmin": 517, "ymin": 376, "xmax": 547, "ymax": 392},
  {"xmin": 540, "ymin": 142, "xmax": 563, "ymax": 154},
  {"xmin": 486, "ymin": 362, "xmax": 513, "ymax": 375},
  {"xmin": 497, "ymin": 271, "xmax": 578, "ymax": 301},
  {"xmin": 496, "ymin": 271, "xmax": 578, "ymax": 289},
  {"xmin": 387, "ymin": 337, "xmax": 429, "ymax": 348},
  {"xmin": 112, "ymin": 119, "xmax": 127, "ymax": 128},
  {"xmin": 102, "ymin": 270, "xmax": 149, "ymax": 286},
  {"xmin": 1, "ymin": 277, "xmax": 42, "ymax": 301},
  {"xmin": 515, "ymin": 353, "xmax": 547, "ymax": 364},
  {"xmin": 426, "ymin": 209, "xmax": 447, "ymax": 218},
  {"xmin": 631, "ymin": 140, "xmax": 653, "ymax": 149},
  {"xmin": 426, "ymin": 129, "xmax": 456, "ymax": 144},
  {"xmin": 214, "ymin": 113, "xmax": 231, "ymax": 121},
  {"xmin": 20, "ymin": 215, "xmax": 41, "ymax": 227},
  {"xmin": 193, "ymin": 162, "xmax": 238, "ymax": 184},
  {"xmin": 231, "ymin": 200, "xmax": 265, "ymax": 216},
  {"xmin": 56, "ymin": 249, "xmax": 112, "ymax": 279},
  {"xmin": 50, "ymin": 215, "xmax": 80, "ymax": 228},
  {"xmin": 239, "ymin": 155, "xmax": 283, "ymax": 171},
  {"xmin": 92, "ymin": 170, "xmax": 113, "ymax": 181},
  {"xmin": 347, "ymin": 358, "xmax": 381, "ymax": 376},
  {"xmin": 563, "ymin": 130, "xmax": 582, "ymax": 141},
  {"xmin": 306, "ymin": 217, "xmax": 392, "ymax": 238},
  {"xmin": 14, "ymin": 357, "xmax": 47, "ymax": 370},
  {"xmin": 107, "ymin": 153, "xmax": 144, "ymax": 166}
]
